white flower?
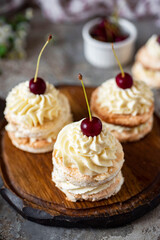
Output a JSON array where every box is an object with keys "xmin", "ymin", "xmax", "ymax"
[
  {"xmin": 25, "ymin": 8, "xmax": 33, "ymax": 20},
  {"xmin": 14, "ymin": 37, "xmax": 25, "ymax": 50},
  {"xmin": 17, "ymin": 29, "xmax": 27, "ymax": 39},
  {"xmin": 0, "ymin": 24, "xmax": 13, "ymax": 44}
]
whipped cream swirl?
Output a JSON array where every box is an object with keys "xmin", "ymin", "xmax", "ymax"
[
  {"xmin": 146, "ymin": 35, "xmax": 160, "ymax": 58},
  {"xmin": 5, "ymin": 81, "xmax": 61, "ymax": 127},
  {"xmin": 5, "ymin": 93, "xmax": 72, "ymax": 143},
  {"xmin": 97, "ymin": 79, "xmax": 153, "ymax": 116},
  {"xmin": 54, "ymin": 120, "xmax": 118, "ymax": 176}
]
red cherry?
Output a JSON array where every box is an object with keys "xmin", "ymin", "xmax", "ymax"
[
  {"xmin": 99, "ymin": 19, "xmax": 106, "ymax": 28},
  {"xmin": 81, "ymin": 117, "xmax": 102, "ymax": 137},
  {"xmin": 115, "ymin": 72, "xmax": 133, "ymax": 89},
  {"xmin": 29, "ymin": 77, "xmax": 46, "ymax": 94},
  {"xmin": 157, "ymin": 36, "xmax": 160, "ymax": 44},
  {"xmin": 90, "ymin": 25, "xmax": 107, "ymax": 42},
  {"xmin": 115, "ymin": 35, "xmax": 128, "ymax": 42},
  {"xmin": 90, "ymin": 18, "xmax": 128, "ymax": 43}
]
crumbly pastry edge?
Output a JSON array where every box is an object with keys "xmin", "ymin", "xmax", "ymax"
[
  {"xmin": 55, "ymin": 171, "xmax": 124, "ymax": 202},
  {"xmin": 10, "ymin": 136, "xmax": 54, "ymax": 153},
  {"xmin": 92, "ymin": 114, "xmax": 153, "ymax": 142}
]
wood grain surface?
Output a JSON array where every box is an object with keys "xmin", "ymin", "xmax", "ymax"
[{"xmin": 0, "ymin": 85, "xmax": 160, "ymax": 227}]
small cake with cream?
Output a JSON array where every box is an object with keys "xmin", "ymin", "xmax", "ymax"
[
  {"xmin": 4, "ymin": 35, "xmax": 72, "ymax": 153},
  {"xmin": 91, "ymin": 44, "xmax": 154, "ymax": 142},
  {"xmin": 52, "ymin": 74, "xmax": 124, "ymax": 202},
  {"xmin": 132, "ymin": 35, "xmax": 160, "ymax": 88}
]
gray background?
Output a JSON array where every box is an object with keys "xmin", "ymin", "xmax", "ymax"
[{"xmin": 0, "ymin": 9, "xmax": 160, "ymax": 240}]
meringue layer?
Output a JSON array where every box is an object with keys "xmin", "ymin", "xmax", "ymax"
[
  {"xmin": 52, "ymin": 168, "xmax": 123, "ymax": 201},
  {"xmin": 96, "ymin": 115, "xmax": 153, "ymax": 134}
]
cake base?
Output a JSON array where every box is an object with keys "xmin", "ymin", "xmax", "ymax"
[{"xmin": 0, "ymin": 85, "xmax": 160, "ymax": 228}]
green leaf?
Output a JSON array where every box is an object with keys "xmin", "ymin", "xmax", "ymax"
[
  {"xmin": 16, "ymin": 14, "xmax": 27, "ymax": 23},
  {"xmin": 12, "ymin": 14, "xmax": 28, "ymax": 30},
  {"xmin": 0, "ymin": 45, "xmax": 7, "ymax": 57},
  {"xmin": 0, "ymin": 16, "xmax": 6, "ymax": 23}
]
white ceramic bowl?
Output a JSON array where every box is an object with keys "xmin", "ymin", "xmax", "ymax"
[{"xmin": 82, "ymin": 18, "xmax": 137, "ymax": 68}]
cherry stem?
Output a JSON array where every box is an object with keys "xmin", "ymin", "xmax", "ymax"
[
  {"xmin": 78, "ymin": 73, "xmax": 92, "ymax": 122},
  {"xmin": 112, "ymin": 5, "xmax": 118, "ymax": 24},
  {"xmin": 34, "ymin": 34, "xmax": 52, "ymax": 83},
  {"xmin": 112, "ymin": 43, "xmax": 125, "ymax": 78}
]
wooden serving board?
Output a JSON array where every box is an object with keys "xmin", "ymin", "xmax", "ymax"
[{"xmin": 0, "ymin": 85, "xmax": 160, "ymax": 228}]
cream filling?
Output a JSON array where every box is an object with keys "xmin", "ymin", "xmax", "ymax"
[
  {"xmin": 6, "ymin": 123, "xmax": 58, "ymax": 143},
  {"xmin": 93, "ymin": 113, "xmax": 153, "ymax": 134},
  {"xmin": 52, "ymin": 168, "xmax": 122, "ymax": 196},
  {"xmin": 97, "ymin": 79, "xmax": 153, "ymax": 116},
  {"xmin": 6, "ymin": 117, "xmax": 72, "ymax": 143}
]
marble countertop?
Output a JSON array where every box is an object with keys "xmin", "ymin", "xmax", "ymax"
[{"xmin": 0, "ymin": 9, "xmax": 160, "ymax": 240}]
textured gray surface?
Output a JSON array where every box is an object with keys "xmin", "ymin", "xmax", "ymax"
[
  {"xmin": 0, "ymin": 9, "xmax": 160, "ymax": 240},
  {"xmin": 0, "ymin": 195, "xmax": 160, "ymax": 240}
]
